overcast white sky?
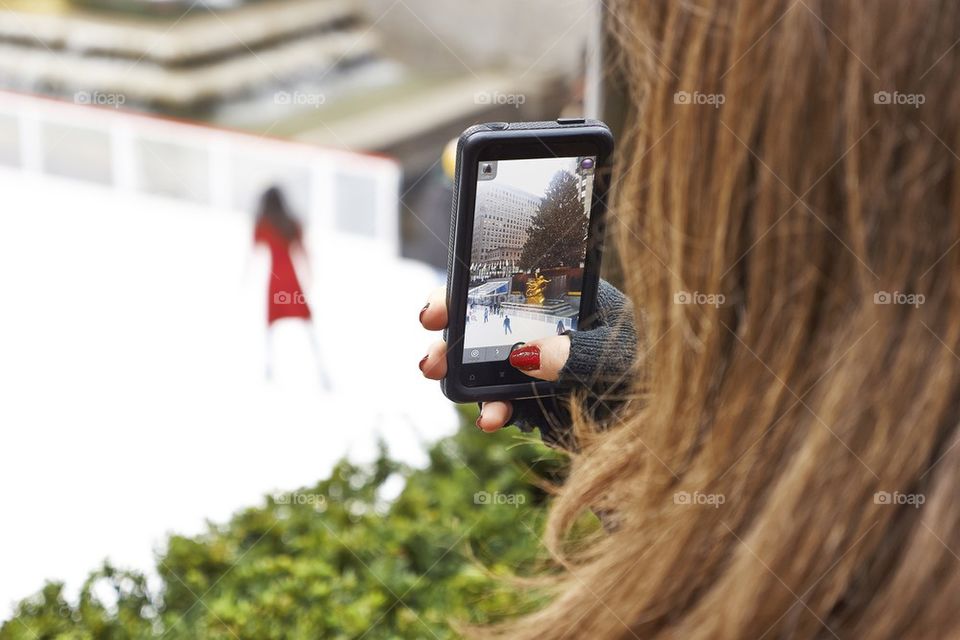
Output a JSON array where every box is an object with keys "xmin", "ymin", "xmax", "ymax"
[{"xmin": 480, "ymin": 156, "xmax": 584, "ymax": 197}]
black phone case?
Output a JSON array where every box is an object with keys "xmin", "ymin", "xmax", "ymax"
[{"xmin": 441, "ymin": 119, "xmax": 614, "ymax": 403}]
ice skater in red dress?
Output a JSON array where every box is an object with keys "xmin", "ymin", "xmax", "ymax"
[{"xmin": 253, "ymin": 187, "xmax": 331, "ymax": 388}]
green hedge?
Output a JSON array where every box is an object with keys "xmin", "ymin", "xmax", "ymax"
[{"xmin": 1, "ymin": 408, "xmax": 580, "ymax": 639}]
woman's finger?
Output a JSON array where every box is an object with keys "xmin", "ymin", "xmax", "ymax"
[
  {"xmin": 418, "ymin": 340, "xmax": 447, "ymax": 380},
  {"xmin": 419, "ymin": 287, "xmax": 448, "ymax": 331},
  {"xmin": 477, "ymin": 401, "xmax": 513, "ymax": 432},
  {"xmin": 507, "ymin": 334, "xmax": 571, "ymax": 382}
]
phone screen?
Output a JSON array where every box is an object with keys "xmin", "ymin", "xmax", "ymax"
[{"xmin": 462, "ymin": 155, "xmax": 597, "ymax": 364}]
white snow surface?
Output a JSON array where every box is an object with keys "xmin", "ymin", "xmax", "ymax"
[{"xmin": 0, "ymin": 167, "xmax": 456, "ymax": 618}]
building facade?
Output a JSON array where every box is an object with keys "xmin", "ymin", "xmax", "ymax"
[
  {"xmin": 575, "ymin": 156, "xmax": 595, "ymax": 209},
  {"xmin": 470, "ymin": 182, "xmax": 542, "ymax": 280}
]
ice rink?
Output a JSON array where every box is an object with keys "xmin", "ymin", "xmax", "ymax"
[
  {"xmin": 0, "ymin": 166, "xmax": 457, "ymax": 617},
  {"xmin": 463, "ymin": 308, "xmax": 570, "ymax": 353}
]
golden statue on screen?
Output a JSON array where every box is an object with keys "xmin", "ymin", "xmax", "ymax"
[{"xmin": 525, "ymin": 272, "xmax": 551, "ymax": 305}]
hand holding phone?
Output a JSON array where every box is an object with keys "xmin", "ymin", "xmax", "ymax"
[
  {"xmin": 439, "ymin": 119, "xmax": 614, "ymax": 404},
  {"xmin": 419, "ymin": 286, "xmax": 574, "ymax": 430},
  {"xmin": 420, "ymin": 276, "xmax": 637, "ymax": 435}
]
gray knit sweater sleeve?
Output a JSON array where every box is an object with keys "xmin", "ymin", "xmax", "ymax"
[
  {"xmin": 509, "ymin": 280, "xmax": 638, "ymax": 447},
  {"xmin": 558, "ymin": 280, "xmax": 638, "ymax": 387}
]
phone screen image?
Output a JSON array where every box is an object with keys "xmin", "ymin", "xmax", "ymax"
[{"xmin": 462, "ymin": 155, "xmax": 597, "ymax": 364}]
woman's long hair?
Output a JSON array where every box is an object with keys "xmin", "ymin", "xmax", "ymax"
[
  {"xmin": 485, "ymin": 1, "xmax": 960, "ymax": 638},
  {"xmin": 256, "ymin": 186, "xmax": 303, "ymax": 244}
]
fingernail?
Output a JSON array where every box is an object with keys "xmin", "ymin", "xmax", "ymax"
[
  {"xmin": 419, "ymin": 303, "xmax": 430, "ymax": 323},
  {"xmin": 418, "ymin": 355, "xmax": 428, "ymax": 372},
  {"xmin": 509, "ymin": 345, "xmax": 540, "ymax": 371},
  {"xmin": 475, "ymin": 414, "xmax": 483, "ymax": 429}
]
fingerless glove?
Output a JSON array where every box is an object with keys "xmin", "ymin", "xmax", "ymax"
[{"xmin": 509, "ymin": 280, "xmax": 638, "ymax": 449}]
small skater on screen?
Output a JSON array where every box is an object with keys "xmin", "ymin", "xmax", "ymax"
[{"xmin": 503, "ymin": 314, "xmax": 512, "ymax": 335}]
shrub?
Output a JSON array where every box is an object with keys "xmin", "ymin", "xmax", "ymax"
[{"xmin": 1, "ymin": 408, "xmax": 576, "ymax": 639}]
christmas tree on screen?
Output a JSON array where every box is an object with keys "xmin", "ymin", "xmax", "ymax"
[{"xmin": 518, "ymin": 169, "xmax": 587, "ymax": 270}]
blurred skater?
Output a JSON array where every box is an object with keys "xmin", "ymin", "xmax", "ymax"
[
  {"xmin": 503, "ymin": 314, "xmax": 512, "ymax": 335},
  {"xmin": 253, "ymin": 187, "xmax": 331, "ymax": 389}
]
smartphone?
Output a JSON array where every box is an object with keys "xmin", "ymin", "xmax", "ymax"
[{"xmin": 441, "ymin": 118, "xmax": 614, "ymax": 403}]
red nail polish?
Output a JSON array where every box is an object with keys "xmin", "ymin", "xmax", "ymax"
[
  {"xmin": 509, "ymin": 345, "xmax": 540, "ymax": 371},
  {"xmin": 418, "ymin": 355, "xmax": 428, "ymax": 372},
  {"xmin": 419, "ymin": 303, "xmax": 430, "ymax": 324}
]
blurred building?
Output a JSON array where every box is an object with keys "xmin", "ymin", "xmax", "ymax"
[
  {"xmin": 0, "ymin": 0, "xmax": 380, "ymax": 115},
  {"xmin": 0, "ymin": 0, "xmax": 598, "ymax": 267}
]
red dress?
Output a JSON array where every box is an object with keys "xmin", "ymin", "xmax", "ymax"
[{"xmin": 254, "ymin": 222, "xmax": 312, "ymax": 325}]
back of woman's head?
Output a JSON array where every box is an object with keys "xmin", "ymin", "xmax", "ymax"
[
  {"xmin": 487, "ymin": 1, "xmax": 960, "ymax": 638},
  {"xmin": 257, "ymin": 186, "xmax": 302, "ymax": 243}
]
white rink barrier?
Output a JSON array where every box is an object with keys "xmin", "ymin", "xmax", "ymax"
[{"xmin": 0, "ymin": 90, "xmax": 402, "ymax": 256}]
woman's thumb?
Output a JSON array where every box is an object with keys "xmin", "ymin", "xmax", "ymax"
[{"xmin": 508, "ymin": 335, "xmax": 571, "ymax": 382}]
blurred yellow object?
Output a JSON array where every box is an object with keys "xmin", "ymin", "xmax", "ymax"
[
  {"xmin": 442, "ymin": 136, "xmax": 458, "ymax": 181},
  {"xmin": 4, "ymin": 0, "xmax": 69, "ymax": 13}
]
